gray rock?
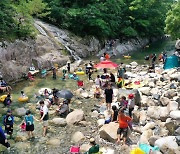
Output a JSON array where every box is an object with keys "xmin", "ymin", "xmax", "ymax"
[
  {"xmin": 175, "ymin": 127, "xmax": 180, "ymax": 135},
  {"xmin": 71, "ymin": 131, "xmax": 85, "ymax": 143},
  {"xmin": 47, "ymin": 138, "xmax": 60, "ymax": 146},
  {"xmin": 138, "ymin": 87, "xmax": 151, "ymax": 96},
  {"xmin": 99, "ymin": 122, "xmax": 119, "ymax": 143},
  {"xmin": 51, "ymin": 118, "xmax": 67, "ymax": 127},
  {"xmin": 66, "ymin": 109, "xmax": 84, "ymax": 125},
  {"xmin": 168, "ymin": 101, "xmax": 178, "ymax": 111},
  {"xmin": 148, "ymin": 136, "xmax": 160, "ymax": 146}
]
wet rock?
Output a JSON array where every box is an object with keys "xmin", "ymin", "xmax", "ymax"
[
  {"xmin": 99, "ymin": 122, "xmax": 119, "ymax": 143},
  {"xmin": 160, "ymin": 96, "xmax": 170, "ymax": 106},
  {"xmin": 14, "ymin": 107, "xmax": 26, "ymax": 116},
  {"xmin": 66, "ymin": 109, "xmax": 84, "ymax": 125},
  {"xmin": 47, "ymin": 138, "xmax": 60, "ymax": 146},
  {"xmin": 155, "ymin": 136, "xmax": 179, "ymax": 152},
  {"xmin": 170, "ymin": 110, "xmax": 180, "ymax": 119},
  {"xmin": 50, "ymin": 118, "xmax": 67, "ymax": 127},
  {"xmin": 71, "ymin": 131, "xmax": 85, "ymax": 143},
  {"xmin": 80, "ymin": 144, "xmax": 91, "ymax": 153}
]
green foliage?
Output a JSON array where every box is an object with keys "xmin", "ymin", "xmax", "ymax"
[
  {"xmin": 43, "ymin": 0, "xmax": 173, "ymax": 39},
  {"xmin": 165, "ymin": 1, "xmax": 180, "ymax": 40},
  {"xmin": 0, "ymin": 0, "xmax": 49, "ymax": 41}
]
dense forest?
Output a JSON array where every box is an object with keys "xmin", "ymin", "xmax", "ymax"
[{"xmin": 0, "ymin": 0, "xmax": 179, "ymax": 41}]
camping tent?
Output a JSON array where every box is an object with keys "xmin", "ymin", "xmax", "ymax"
[{"xmin": 163, "ymin": 55, "xmax": 180, "ymax": 69}]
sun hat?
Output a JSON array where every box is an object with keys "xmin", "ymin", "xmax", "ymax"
[
  {"xmin": 90, "ymin": 138, "xmax": 95, "ymax": 143},
  {"xmin": 128, "ymin": 93, "xmax": 134, "ymax": 99}
]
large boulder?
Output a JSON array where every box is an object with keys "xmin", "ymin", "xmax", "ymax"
[
  {"xmin": 66, "ymin": 109, "xmax": 84, "ymax": 125},
  {"xmin": 155, "ymin": 136, "xmax": 179, "ymax": 152},
  {"xmin": 165, "ymin": 119, "xmax": 177, "ymax": 135},
  {"xmin": 139, "ymin": 110, "xmax": 147, "ymax": 125},
  {"xmin": 130, "ymin": 61, "xmax": 138, "ymax": 67},
  {"xmin": 159, "ymin": 107, "xmax": 170, "ymax": 121},
  {"xmin": 71, "ymin": 131, "xmax": 85, "ymax": 143},
  {"xmin": 99, "ymin": 122, "xmax": 119, "ymax": 143},
  {"xmin": 147, "ymin": 106, "xmax": 160, "ymax": 119},
  {"xmin": 50, "ymin": 118, "xmax": 67, "ymax": 127},
  {"xmin": 164, "ymin": 89, "xmax": 177, "ymax": 99},
  {"xmin": 142, "ymin": 122, "xmax": 156, "ymax": 131}
]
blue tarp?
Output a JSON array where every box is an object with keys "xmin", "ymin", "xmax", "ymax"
[{"xmin": 163, "ymin": 55, "xmax": 180, "ymax": 69}]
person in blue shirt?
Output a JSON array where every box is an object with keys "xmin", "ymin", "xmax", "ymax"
[
  {"xmin": 3, "ymin": 109, "xmax": 14, "ymax": 138},
  {"xmin": 0, "ymin": 126, "xmax": 10, "ymax": 148},
  {"xmin": 21, "ymin": 110, "xmax": 39, "ymax": 139}
]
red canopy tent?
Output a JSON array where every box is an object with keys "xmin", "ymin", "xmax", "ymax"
[{"xmin": 94, "ymin": 60, "xmax": 118, "ymax": 69}]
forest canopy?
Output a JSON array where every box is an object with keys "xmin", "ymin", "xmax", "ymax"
[{"xmin": 0, "ymin": 0, "xmax": 177, "ymax": 41}]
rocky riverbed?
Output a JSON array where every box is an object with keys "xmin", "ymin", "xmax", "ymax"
[{"xmin": 0, "ymin": 60, "xmax": 179, "ymax": 154}]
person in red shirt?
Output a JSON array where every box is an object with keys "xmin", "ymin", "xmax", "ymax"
[{"xmin": 117, "ymin": 108, "xmax": 132, "ymax": 145}]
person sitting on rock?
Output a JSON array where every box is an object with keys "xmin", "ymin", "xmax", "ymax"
[
  {"xmin": 128, "ymin": 94, "xmax": 135, "ymax": 118},
  {"xmin": 56, "ymin": 100, "xmax": 69, "ymax": 118},
  {"xmin": 85, "ymin": 138, "xmax": 99, "ymax": 154},
  {"xmin": 94, "ymin": 86, "xmax": 101, "ymax": 99},
  {"xmin": 117, "ymin": 108, "xmax": 132, "ymax": 145}
]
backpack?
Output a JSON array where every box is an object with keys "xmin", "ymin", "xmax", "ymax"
[{"xmin": 4, "ymin": 115, "xmax": 13, "ymax": 125}]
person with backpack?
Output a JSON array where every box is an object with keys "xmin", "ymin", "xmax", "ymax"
[
  {"xmin": 3, "ymin": 94, "xmax": 12, "ymax": 107},
  {"xmin": 0, "ymin": 126, "xmax": 10, "ymax": 148},
  {"xmin": 21, "ymin": 110, "xmax": 39, "ymax": 139},
  {"xmin": 3, "ymin": 109, "xmax": 14, "ymax": 138}
]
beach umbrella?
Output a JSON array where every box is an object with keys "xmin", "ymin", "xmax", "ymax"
[
  {"xmin": 94, "ymin": 60, "xmax": 118, "ymax": 69},
  {"xmin": 56, "ymin": 90, "xmax": 73, "ymax": 99}
]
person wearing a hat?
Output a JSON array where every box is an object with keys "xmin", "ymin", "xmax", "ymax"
[
  {"xmin": 85, "ymin": 138, "xmax": 99, "ymax": 154},
  {"xmin": 128, "ymin": 94, "xmax": 135, "ymax": 117},
  {"xmin": 56, "ymin": 100, "xmax": 69, "ymax": 118},
  {"xmin": 3, "ymin": 109, "xmax": 14, "ymax": 138}
]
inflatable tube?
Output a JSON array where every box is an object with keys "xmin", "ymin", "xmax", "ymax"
[
  {"xmin": 76, "ymin": 71, "xmax": 85, "ymax": 75},
  {"xmin": 130, "ymin": 148, "xmax": 145, "ymax": 154},
  {"xmin": 123, "ymin": 56, "xmax": 131, "ymax": 59},
  {"xmin": 18, "ymin": 97, "xmax": 29, "ymax": 102},
  {"xmin": 0, "ymin": 95, "xmax": 7, "ymax": 102},
  {"xmin": 38, "ymin": 88, "xmax": 52, "ymax": 95}
]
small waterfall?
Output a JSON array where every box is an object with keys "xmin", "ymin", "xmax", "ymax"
[{"xmin": 34, "ymin": 20, "xmax": 81, "ymax": 62}]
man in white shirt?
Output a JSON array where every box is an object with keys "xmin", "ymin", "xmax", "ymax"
[{"xmin": 39, "ymin": 100, "xmax": 49, "ymax": 136}]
